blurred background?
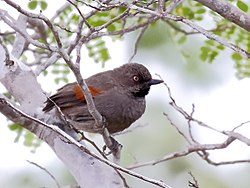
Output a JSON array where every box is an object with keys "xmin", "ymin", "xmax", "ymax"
[{"xmin": 1, "ymin": 1, "xmax": 250, "ymax": 188}]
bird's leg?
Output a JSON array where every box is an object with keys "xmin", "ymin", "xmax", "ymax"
[
  {"xmin": 102, "ymin": 127, "xmax": 122, "ymax": 164},
  {"xmin": 103, "ymin": 135, "xmax": 122, "ymax": 156}
]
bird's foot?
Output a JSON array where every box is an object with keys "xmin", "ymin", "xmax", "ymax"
[{"xmin": 103, "ymin": 136, "xmax": 122, "ymax": 163}]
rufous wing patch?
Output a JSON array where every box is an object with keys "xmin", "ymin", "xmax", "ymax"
[{"xmin": 73, "ymin": 84, "xmax": 102, "ymax": 101}]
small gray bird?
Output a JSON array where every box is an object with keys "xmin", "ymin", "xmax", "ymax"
[{"xmin": 43, "ymin": 63, "xmax": 163, "ymax": 134}]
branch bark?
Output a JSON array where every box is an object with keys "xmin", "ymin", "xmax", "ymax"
[
  {"xmin": 0, "ymin": 96, "xmax": 123, "ymax": 188},
  {"xmin": 195, "ymin": 0, "xmax": 250, "ymax": 32}
]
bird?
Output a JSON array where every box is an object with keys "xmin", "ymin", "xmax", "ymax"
[{"xmin": 43, "ymin": 63, "xmax": 163, "ymax": 134}]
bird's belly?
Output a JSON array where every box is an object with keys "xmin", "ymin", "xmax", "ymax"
[{"xmin": 101, "ymin": 97, "xmax": 146, "ymax": 134}]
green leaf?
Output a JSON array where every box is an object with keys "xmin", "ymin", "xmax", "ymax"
[
  {"xmin": 95, "ymin": 40, "xmax": 105, "ymax": 47},
  {"xmin": 52, "ymin": 69, "xmax": 61, "ymax": 74},
  {"xmin": 182, "ymin": 7, "xmax": 194, "ymax": 19},
  {"xmin": 63, "ymin": 69, "xmax": 70, "ymax": 74},
  {"xmin": 43, "ymin": 70, "xmax": 48, "ymax": 76},
  {"xmin": 28, "ymin": 0, "xmax": 38, "ymax": 10},
  {"xmin": 196, "ymin": 16, "xmax": 203, "ymax": 21},
  {"xmin": 61, "ymin": 77, "xmax": 69, "ymax": 83},
  {"xmin": 200, "ymin": 50, "xmax": 208, "ymax": 61},
  {"xmin": 227, "ymin": 25, "xmax": 236, "ymax": 35},
  {"xmin": 71, "ymin": 14, "xmax": 80, "ymax": 22},
  {"xmin": 237, "ymin": 0, "xmax": 248, "ymax": 12},
  {"xmin": 107, "ymin": 24, "xmax": 116, "ymax": 32},
  {"xmin": 205, "ymin": 40, "xmax": 214, "ymax": 45},
  {"xmin": 200, "ymin": 46, "xmax": 210, "ymax": 52},
  {"xmin": 9, "ymin": 123, "xmax": 21, "ymax": 130},
  {"xmin": 24, "ymin": 131, "xmax": 34, "ymax": 147},
  {"xmin": 55, "ymin": 77, "xmax": 60, "ymax": 84},
  {"xmin": 99, "ymin": 48, "xmax": 110, "ymax": 61},
  {"xmin": 40, "ymin": 1, "xmax": 48, "ymax": 10},
  {"xmin": 86, "ymin": 38, "xmax": 110, "ymax": 64},
  {"xmin": 216, "ymin": 44, "xmax": 225, "ymax": 50},
  {"xmin": 177, "ymin": 35, "xmax": 187, "ymax": 44},
  {"xmin": 196, "ymin": 8, "xmax": 206, "ymax": 14},
  {"xmin": 208, "ymin": 50, "xmax": 218, "ymax": 62},
  {"xmin": 8, "ymin": 123, "xmax": 23, "ymax": 143},
  {"xmin": 232, "ymin": 52, "xmax": 243, "ymax": 61}
]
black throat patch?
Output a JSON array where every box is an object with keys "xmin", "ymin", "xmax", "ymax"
[{"xmin": 132, "ymin": 87, "xmax": 150, "ymax": 98}]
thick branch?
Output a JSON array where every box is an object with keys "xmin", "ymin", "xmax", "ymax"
[
  {"xmin": 196, "ymin": 0, "xmax": 250, "ymax": 32},
  {"xmin": 0, "ymin": 97, "xmax": 123, "ymax": 188}
]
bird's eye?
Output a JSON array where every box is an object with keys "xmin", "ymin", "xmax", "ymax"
[{"xmin": 133, "ymin": 75, "xmax": 140, "ymax": 82}]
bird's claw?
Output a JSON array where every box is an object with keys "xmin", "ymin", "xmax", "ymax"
[{"xmin": 103, "ymin": 136, "xmax": 122, "ymax": 157}]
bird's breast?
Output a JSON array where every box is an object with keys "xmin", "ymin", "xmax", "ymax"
[
  {"xmin": 123, "ymin": 97, "xmax": 146, "ymax": 122},
  {"xmin": 95, "ymin": 91, "xmax": 146, "ymax": 133}
]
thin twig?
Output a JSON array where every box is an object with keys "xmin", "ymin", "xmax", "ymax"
[
  {"xmin": 128, "ymin": 26, "xmax": 148, "ymax": 63},
  {"xmin": 50, "ymin": 2, "xmax": 72, "ymax": 22},
  {"xmin": 0, "ymin": 38, "xmax": 10, "ymax": 62},
  {"xmin": 232, "ymin": 120, "xmax": 250, "ymax": 131},
  {"xmin": 0, "ymin": 10, "xmax": 53, "ymax": 51},
  {"xmin": 4, "ymin": 0, "xmax": 63, "ymax": 48},
  {"xmin": 163, "ymin": 14, "xmax": 250, "ymax": 58},
  {"xmin": 165, "ymin": 0, "xmax": 184, "ymax": 13},
  {"xmin": 187, "ymin": 104, "xmax": 198, "ymax": 143},
  {"xmin": 27, "ymin": 160, "xmax": 60, "ymax": 188},
  {"xmin": 66, "ymin": 0, "xmax": 94, "ymax": 31},
  {"xmin": 188, "ymin": 171, "xmax": 199, "ymax": 188},
  {"xmin": 127, "ymin": 136, "xmax": 235, "ymax": 170}
]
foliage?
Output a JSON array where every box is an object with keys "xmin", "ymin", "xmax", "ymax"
[
  {"xmin": 9, "ymin": 123, "xmax": 42, "ymax": 150},
  {"xmin": 28, "ymin": 0, "xmax": 47, "ymax": 11},
  {"xmin": 170, "ymin": 0, "xmax": 250, "ymax": 78}
]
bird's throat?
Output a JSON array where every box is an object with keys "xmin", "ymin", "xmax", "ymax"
[{"xmin": 132, "ymin": 87, "xmax": 150, "ymax": 98}]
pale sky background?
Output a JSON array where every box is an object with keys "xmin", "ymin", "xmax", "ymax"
[{"xmin": 1, "ymin": 1, "xmax": 250, "ymax": 187}]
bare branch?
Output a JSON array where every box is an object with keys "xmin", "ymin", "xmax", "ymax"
[
  {"xmin": 163, "ymin": 14, "xmax": 250, "ymax": 58},
  {"xmin": 4, "ymin": 0, "xmax": 63, "ymax": 48},
  {"xmin": 66, "ymin": 0, "xmax": 93, "ymax": 31},
  {"xmin": 223, "ymin": 131, "xmax": 250, "ymax": 146},
  {"xmin": 127, "ymin": 137, "xmax": 236, "ymax": 170},
  {"xmin": 188, "ymin": 172, "xmax": 199, "ymax": 188},
  {"xmin": 27, "ymin": 160, "xmax": 61, "ymax": 188},
  {"xmin": 128, "ymin": 26, "xmax": 148, "ymax": 63},
  {"xmin": 50, "ymin": 2, "xmax": 72, "ymax": 22},
  {"xmin": 0, "ymin": 9, "xmax": 53, "ymax": 51},
  {"xmin": 165, "ymin": 0, "xmax": 184, "ymax": 13},
  {"xmin": 11, "ymin": 14, "xmax": 27, "ymax": 58},
  {"xmin": 0, "ymin": 38, "xmax": 10, "ymax": 62},
  {"xmin": 158, "ymin": 0, "xmax": 166, "ymax": 13}
]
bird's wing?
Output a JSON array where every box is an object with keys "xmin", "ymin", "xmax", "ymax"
[{"xmin": 42, "ymin": 82, "xmax": 103, "ymax": 112}]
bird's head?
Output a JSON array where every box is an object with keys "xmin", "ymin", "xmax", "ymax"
[{"xmin": 114, "ymin": 63, "xmax": 163, "ymax": 97}]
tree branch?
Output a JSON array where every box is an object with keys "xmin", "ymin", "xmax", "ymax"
[
  {"xmin": 27, "ymin": 160, "xmax": 61, "ymax": 188},
  {"xmin": 0, "ymin": 97, "xmax": 124, "ymax": 188},
  {"xmin": 195, "ymin": 0, "xmax": 250, "ymax": 32}
]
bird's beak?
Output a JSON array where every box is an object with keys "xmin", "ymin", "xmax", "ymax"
[{"xmin": 147, "ymin": 79, "xmax": 163, "ymax": 86}]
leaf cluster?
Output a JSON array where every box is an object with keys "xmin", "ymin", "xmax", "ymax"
[{"xmin": 170, "ymin": 0, "xmax": 250, "ymax": 77}]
